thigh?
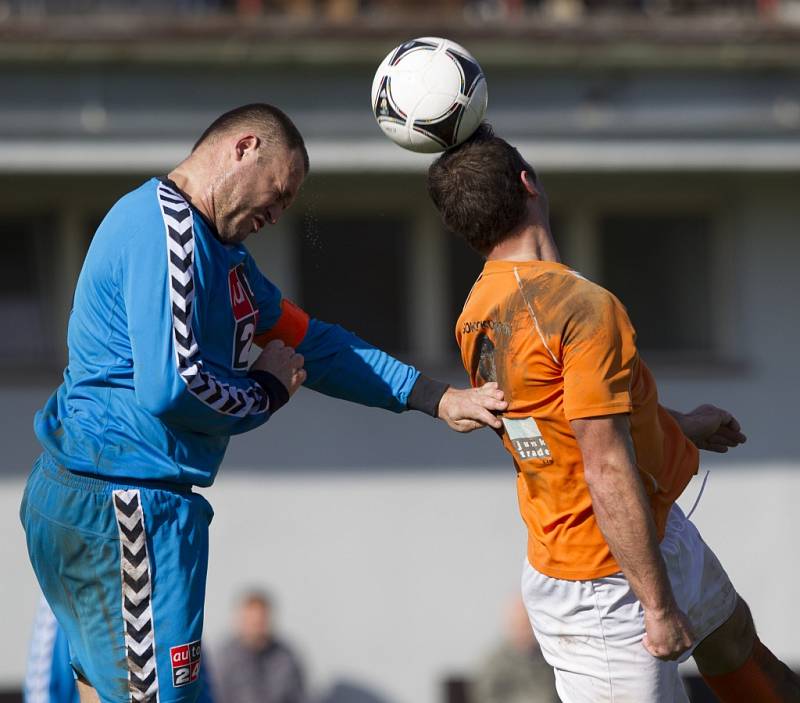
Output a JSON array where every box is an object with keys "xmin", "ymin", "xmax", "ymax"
[
  {"xmin": 22, "ymin": 461, "xmax": 212, "ymax": 703},
  {"xmin": 521, "ymin": 561, "xmax": 688, "ymax": 703},
  {"xmin": 22, "ymin": 475, "xmax": 129, "ymax": 702},
  {"xmin": 661, "ymin": 506, "xmax": 738, "ymax": 658},
  {"xmin": 692, "ymin": 596, "xmax": 755, "ymax": 676}
]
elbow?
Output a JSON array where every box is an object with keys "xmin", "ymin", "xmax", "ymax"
[
  {"xmin": 135, "ymin": 383, "xmax": 183, "ymax": 419},
  {"xmin": 582, "ymin": 459, "xmax": 619, "ymax": 489},
  {"xmin": 138, "ymin": 396, "xmax": 174, "ymax": 420}
]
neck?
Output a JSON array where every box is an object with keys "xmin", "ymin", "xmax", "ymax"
[
  {"xmin": 168, "ymin": 157, "xmax": 217, "ymax": 229},
  {"xmin": 486, "ymin": 222, "xmax": 560, "ymax": 263}
]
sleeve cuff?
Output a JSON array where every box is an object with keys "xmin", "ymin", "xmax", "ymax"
[
  {"xmin": 407, "ymin": 374, "xmax": 450, "ymax": 418},
  {"xmin": 248, "ymin": 370, "xmax": 291, "ymax": 414},
  {"xmin": 564, "ymin": 401, "xmax": 633, "ymax": 421}
]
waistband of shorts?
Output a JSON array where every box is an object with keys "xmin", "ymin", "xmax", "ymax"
[{"xmin": 39, "ymin": 452, "xmax": 194, "ymax": 495}]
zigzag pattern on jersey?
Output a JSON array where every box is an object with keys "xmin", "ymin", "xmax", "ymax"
[
  {"xmin": 114, "ymin": 489, "xmax": 159, "ymax": 703},
  {"xmin": 156, "ymin": 183, "xmax": 269, "ymax": 417}
]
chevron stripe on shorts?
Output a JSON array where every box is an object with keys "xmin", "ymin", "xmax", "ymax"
[
  {"xmin": 114, "ymin": 489, "xmax": 159, "ymax": 703},
  {"xmin": 156, "ymin": 183, "xmax": 269, "ymax": 417}
]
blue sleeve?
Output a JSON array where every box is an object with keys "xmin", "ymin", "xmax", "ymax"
[
  {"xmin": 243, "ymin": 254, "xmax": 419, "ymax": 413},
  {"xmin": 242, "ymin": 254, "xmax": 283, "ymax": 335},
  {"xmin": 121, "ymin": 210, "xmax": 274, "ymax": 437},
  {"xmin": 298, "ymin": 319, "xmax": 419, "ymax": 413}
]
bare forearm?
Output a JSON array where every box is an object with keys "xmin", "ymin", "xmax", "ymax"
[
  {"xmin": 664, "ymin": 403, "xmax": 747, "ymax": 452},
  {"xmin": 586, "ymin": 461, "xmax": 675, "ymax": 614}
]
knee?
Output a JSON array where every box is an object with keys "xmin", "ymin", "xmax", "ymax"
[{"xmin": 694, "ymin": 596, "xmax": 756, "ymax": 676}]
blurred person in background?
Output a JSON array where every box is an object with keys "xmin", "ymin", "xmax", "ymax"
[
  {"xmin": 472, "ymin": 598, "xmax": 557, "ymax": 703},
  {"xmin": 214, "ymin": 590, "xmax": 305, "ymax": 703}
]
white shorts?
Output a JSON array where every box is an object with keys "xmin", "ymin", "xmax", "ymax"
[{"xmin": 521, "ymin": 505, "xmax": 738, "ymax": 703}]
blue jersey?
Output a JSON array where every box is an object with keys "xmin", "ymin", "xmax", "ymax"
[{"xmin": 34, "ymin": 178, "xmax": 419, "ymax": 486}]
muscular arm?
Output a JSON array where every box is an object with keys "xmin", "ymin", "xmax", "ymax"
[{"xmin": 571, "ymin": 413, "xmax": 695, "ymax": 660}]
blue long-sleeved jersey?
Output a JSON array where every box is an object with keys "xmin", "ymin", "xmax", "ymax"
[{"xmin": 35, "ymin": 178, "xmax": 420, "ymax": 486}]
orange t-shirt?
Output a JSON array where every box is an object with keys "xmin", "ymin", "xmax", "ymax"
[{"xmin": 456, "ymin": 260, "xmax": 699, "ymax": 580}]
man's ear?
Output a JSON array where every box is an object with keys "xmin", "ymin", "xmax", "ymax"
[
  {"xmin": 235, "ymin": 135, "xmax": 260, "ymax": 161},
  {"xmin": 520, "ymin": 170, "xmax": 539, "ymax": 197}
]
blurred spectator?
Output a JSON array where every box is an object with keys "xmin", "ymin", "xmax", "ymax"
[
  {"xmin": 472, "ymin": 598, "xmax": 558, "ymax": 703},
  {"xmin": 214, "ymin": 589, "xmax": 306, "ymax": 703}
]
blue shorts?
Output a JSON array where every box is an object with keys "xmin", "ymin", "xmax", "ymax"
[{"xmin": 21, "ymin": 453, "xmax": 213, "ymax": 703}]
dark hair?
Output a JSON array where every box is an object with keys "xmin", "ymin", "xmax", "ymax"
[
  {"xmin": 427, "ymin": 123, "xmax": 534, "ymax": 255},
  {"xmin": 193, "ymin": 103, "xmax": 310, "ymax": 174}
]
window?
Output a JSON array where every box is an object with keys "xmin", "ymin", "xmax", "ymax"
[
  {"xmin": 0, "ymin": 215, "xmax": 57, "ymax": 367},
  {"xmin": 296, "ymin": 215, "xmax": 410, "ymax": 354},
  {"xmin": 446, "ymin": 232, "xmax": 484, "ymax": 335},
  {"xmin": 599, "ymin": 215, "xmax": 712, "ymax": 353}
]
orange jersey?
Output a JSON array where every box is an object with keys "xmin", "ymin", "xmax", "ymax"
[{"xmin": 456, "ymin": 260, "xmax": 699, "ymax": 580}]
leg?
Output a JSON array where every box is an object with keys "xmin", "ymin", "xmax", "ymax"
[
  {"xmin": 77, "ymin": 678, "xmax": 101, "ymax": 703},
  {"xmin": 21, "ymin": 458, "xmax": 210, "ymax": 703},
  {"xmin": 693, "ymin": 595, "xmax": 755, "ymax": 676},
  {"xmin": 694, "ymin": 595, "xmax": 800, "ymax": 702},
  {"xmin": 521, "ymin": 560, "xmax": 687, "ymax": 702}
]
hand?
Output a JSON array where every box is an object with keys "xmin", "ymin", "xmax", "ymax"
[
  {"xmin": 437, "ymin": 382, "xmax": 507, "ymax": 433},
  {"xmin": 678, "ymin": 404, "xmax": 747, "ymax": 453},
  {"xmin": 643, "ymin": 605, "xmax": 696, "ymax": 661},
  {"xmin": 251, "ymin": 340, "xmax": 306, "ymax": 397}
]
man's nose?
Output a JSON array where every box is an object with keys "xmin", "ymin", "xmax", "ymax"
[{"xmin": 267, "ymin": 204, "xmax": 284, "ymax": 224}]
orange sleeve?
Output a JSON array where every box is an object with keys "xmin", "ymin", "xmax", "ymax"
[
  {"xmin": 254, "ymin": 299, "xmax": 310, "ymax": 349},
  {"xmin": 561, "ymin": 287, "xmax": 637, "ymax": 421}
]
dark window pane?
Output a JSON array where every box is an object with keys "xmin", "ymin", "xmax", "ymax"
[
  {"xmin": 0, "ymin": 215, "xmax": 55, "ymax": 364},
  {"xmin": 599, "ymin": 215, "xmax": 711, "ymax": 352},
  {"xmin": 446, "ymin": 232, "xmax": 484, "ymax": 334},
  {"xmin": 297, "ymin": 215, "xmax": 409, "ymax": 354}
]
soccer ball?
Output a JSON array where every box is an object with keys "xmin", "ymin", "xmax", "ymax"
[{"xmin": 371, "ymin": 37, "xmax": 488, "ymax": 154}]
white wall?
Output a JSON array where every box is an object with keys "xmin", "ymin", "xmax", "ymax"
[{"xmin": 2, "ymin": 464, "xmax": 799, "ymax": 702}]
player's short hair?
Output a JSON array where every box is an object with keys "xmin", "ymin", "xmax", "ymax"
[
  {"xmin": 427, "ymin": 123, "xmax": 535, "ymax": 255},
  {"xmin": 193, "ymin": 103, "xmax": 310, "ymax": 174}
]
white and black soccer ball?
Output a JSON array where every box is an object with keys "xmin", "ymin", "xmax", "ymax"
[{"xmin": 371, "ymin": 37, "xmax": 488, "ymax": 154}]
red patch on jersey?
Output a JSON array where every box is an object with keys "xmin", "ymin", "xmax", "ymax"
[
  {"xmin": 229, "ymin": 264, "xmax": 260, "ymax": 370},
  {"xmin": 228, "ymin": 266, "xmax": 258, "ymax": 323},
  {"xmin": 170, "ymin": 640, "xmax": 201, "ymax": 688}
]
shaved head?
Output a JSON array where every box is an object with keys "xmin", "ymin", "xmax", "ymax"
[
  {"xmin": 169, "ymin": 103, "xmax": 308, "ymax": 243},
  {"xmin": 193, "ymin": 103, "xmax": 309, "ymax": 175}
]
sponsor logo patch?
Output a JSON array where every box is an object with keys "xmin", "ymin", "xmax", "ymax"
[
  {"xmin": 170, "ymin": 640, "xmax": 201, "ymax": 688},
  {"xmin": 461, "ymin": 319, "xmax": 512, "ymax": 336},
  {"xmin": 228, "ymin": 264, "xmax": 260, "ymax": 370},
  {"xmin": 502, "ymin": 417, "xmax": 552, "ymax": 461}
]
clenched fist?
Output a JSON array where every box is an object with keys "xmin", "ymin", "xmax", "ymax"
[{"xmin": 251, "ymin": 339, "xmax": 306, "ymax": 397}]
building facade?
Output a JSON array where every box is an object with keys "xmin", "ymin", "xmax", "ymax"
[{"xmin": 0, "ymin": 14, "xmax": 799, "ymax": 701}]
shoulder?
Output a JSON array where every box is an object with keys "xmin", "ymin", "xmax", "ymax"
[
  {"xmin": 95, "ymin": 179, "xmax": 167, "ymax": 248},
  {"xmin": 515, "ymin": 267, "xmax": 624, "ymax": 337},
  {"xmin": 266, "ymin": 639, "xmax": 302, "ymax": 669}
]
